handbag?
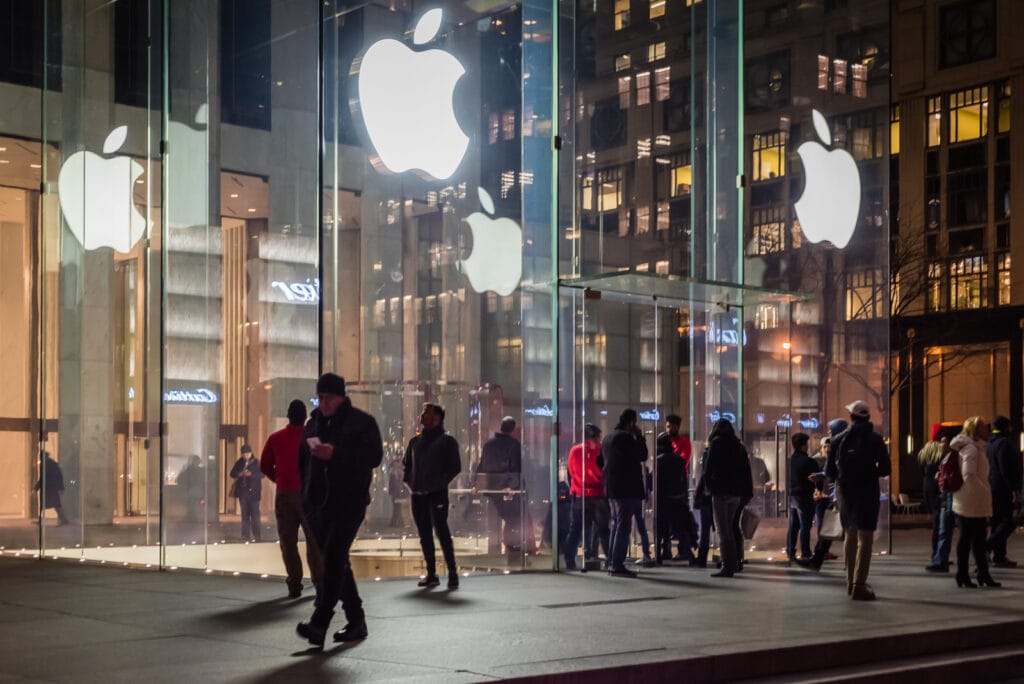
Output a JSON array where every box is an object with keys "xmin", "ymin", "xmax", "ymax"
[
  {"xmin": 820, "ymin": 503, "xmax": 844, "ymax": 540},
  {"xmin": 739, "ymin": 506, "xmax": 760, "ymax": 540}
]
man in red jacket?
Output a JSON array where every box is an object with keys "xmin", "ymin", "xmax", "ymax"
[
  {"xmin": 563, "ymin": 424, "xmax": 610, "ymax": 570},
  {"xmin": 261, "ymin": 399, "xmax": 322, "ymax": 598}
]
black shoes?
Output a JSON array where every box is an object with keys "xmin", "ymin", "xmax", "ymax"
[
  {"xmin": 448, "ymin": 573, "xmax": 460, "ymax": 589},
  {"xmin": 977, "ymin": 575, "xmax": 1002, "ymax": 587},
  {"xmin": 850, "ymin": 584, "xmax": 876, "ymax": 601},
  {"xmin": 296, "ymin": 621, "xmax": 326, "ymax": 648},
  {"xmin": 992, "ymin": 558, "xmax": 1018, "ymax": 568},
  {"xmin": 333, "ymin": 621, "xmax": 369, "ymax": 643},
  {"xmin": 924, "ymin": 564, "xmax": 949, "ymax": 573},
  {"xmin": 956, "ymin": 576, "xmax": 977, "ymax": 588},
  {"xmin": 607, "ymin": 566, "xmax": 638, "ymax": 578},
  {"xmin": 710, "ymin": 570, "xmax": 735, "ymax": 578},
  {"xmin": 417, "ymin": 575, "xmax": 441, "ymax": 588}
]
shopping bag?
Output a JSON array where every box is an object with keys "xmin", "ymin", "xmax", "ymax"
[
  {"xmin": 820, "ymin": 504, "xmax": 844, "ymax": 540},
  {"xmin": 739, "ymin": 506, "xmax": 760, "ymax": 540}
]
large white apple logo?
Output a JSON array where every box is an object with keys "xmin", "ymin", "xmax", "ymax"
[
  {"xmin": 355, "ymin": 8, "xmax": 469, "ymax": 180},
  {"xmin": 57, "ymin": 126, "xmax": 149, "ymax": 253},
  {"xmin": 794, "ymin": 110, "xmax": 861, "ymax": 249},
  {"xmin": 459, "ymin": 187, "xmax": 522, "ymax": 296}
]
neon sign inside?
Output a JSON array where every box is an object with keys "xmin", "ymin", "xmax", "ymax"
[
  {"xmin": 164, "ymin": 388, "xmax": 219, "ymax": 404},
  {"xmin": 272, "ymin": 278, "xmax": 320, "ymax": 303}
]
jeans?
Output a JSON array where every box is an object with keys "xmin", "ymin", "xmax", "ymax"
[
  {"xmin": 814, "ymin": 498, "xmax": 829, "ymax": 540},
  {"xmin": 843, "ymin": 526, "xmax": 874, "ymax": 589},
  {"xmin": 786, "ymin": 497, "xmax": 815, "ymax": 560},
  {"xmin": 608, "ymin": 498, "xmax": 642, "ymax": 570},
  {"xmin": 411, "ymin": 491, "xmax": 457, "ymax": 576},
  {"xmin": 987, "ymin": 492, "xmax": 1016, "ymax": 562},
  {"xmin": 308, "ymin": 506, "xmax": 366, "ymax": 630},
  {"xmin": 957, "ymin": 515, "xmax": 991, "ymax": 580},
  {"xmin": 239, "ymin": 494, "xmax": 261, "ymax": 541},
  {"xmin": 931, "ymin": 492, "xmax": 954, "ymax": 567},
  {"xmin": 712, "ymin": 495, "xmax": 743, "ymax": 573},
  {"xmin": 563, "ymin": 495, "xmax": 610, "ymax": 567},
  {"xmin": 274, "ymin": 490, "xmax": 323, "ymax": 594}
]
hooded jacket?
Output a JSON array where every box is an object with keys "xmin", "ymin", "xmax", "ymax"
[
  {"xmin": 950, "ymin": 433, "xmax": 992, "ymax": 518},
  {"xmin": 987, "ymin": 430, "xmax": 1023, "ymax": 499},
  {"xmin": 600, "ymin": 426, "xmax": 649, "ymax": 499},
  {"xmin": 703, "ymin": 421, "xmax": 754, "ymax": 499},
  {"xmin": 567, "ymin": 439, "xmax": 605, "ymax": 497},
  {"xmin": 826, "ymin": 418, "xmax": 890, "ymax": 530}
]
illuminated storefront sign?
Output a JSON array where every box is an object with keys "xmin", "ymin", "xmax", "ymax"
[
  {"xmin": 271, "ymin": 278, "xmax": 320, "ymax": 303},
  {"xmin": 524, "ymin": 404, "xmax": 554, "ymax": 417},
  {"xmin": 638, "ymin": 408, "xmax": 660, "ymax": 421},
  {"xmin": 794, "ymin": 110, "xmax": 861, "ymax": 249},
  {"xmin": 164, "ymin": 388, "xmax": 219, "ymax": 404}
]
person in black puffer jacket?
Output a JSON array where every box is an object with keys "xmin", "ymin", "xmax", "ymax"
[
  {"xmin": 786, "ymin": 433, "xmax": 819, "ymax": 562},
  {"xmin": 703, "ymin": 418, "xmax": 753, "ymax": 577},
  {"xmin": 600, "ymin": 409, "xmax": 649, "ymax": 577}
]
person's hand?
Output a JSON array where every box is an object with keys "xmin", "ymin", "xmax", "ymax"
[
  {"xmin": 470, "ymin": 486, "xmax": 479, "ymax": 495},
  {"xmin": 312, "ymin": 443, "xmax": 334, "ymax": 461},
  {"xmin": 243, "ymin": 471, "xmax": 251, "ymax": 477}
]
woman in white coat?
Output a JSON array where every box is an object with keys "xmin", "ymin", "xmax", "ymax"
[{"xmin": 949, "ymin": 416, "xmax": 1000, "ymax": 588}]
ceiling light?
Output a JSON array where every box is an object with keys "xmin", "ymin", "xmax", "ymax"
[
  {"xmin": 230, "ymin": 193, "xmax": 239, "ymax": 198},
  {"xmin": 29, "ymin": 163, "xmax": 41, "ymax": 169},
  {"xmin": 247, "ymin": 207, "xmax": 256, "ymax": 213}
]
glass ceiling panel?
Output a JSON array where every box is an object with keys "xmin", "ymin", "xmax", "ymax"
[{"xmin": 549, "ymin": 272, "xmax": 810, "ymax": 309}]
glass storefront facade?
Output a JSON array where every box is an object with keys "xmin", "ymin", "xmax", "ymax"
[{"xmin": 1, "ymin": 0, "xmax": 890, "ymax": 574}]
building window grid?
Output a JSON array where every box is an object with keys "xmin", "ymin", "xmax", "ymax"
[
  {"xmin": 998, "ymin": 81, "xmax": 1011, "ymax": 133},
  {"xmin": 750, "ymin": 205, "xmax": 785, "ymax": 256},
  {"xmin": 927, "ymin": 262, "xmax": 945, "ymax": 312},
  {"xmin": 997, "ymin": 253, "xmax": 1011, "ymax": 306},
  {"xmin": 615, "ymin": 53, "xmax": 631, "ymax": 72},
  {"xmin": 851, "ymin": 63, "xmax": 867, "ymax": 98},
  {"xmin": 752, "ymin": 131, "xmax": 786, "ymax": 181},
  {"xmin": 618, "ymin": 75, "xmax": 631, "ymax": 109},
  {"xmin": 648, "ymin": 42, "xmax": 666, "ymax": 63},
  {"xmin": 832, "ymin": 58, "xmax": 847, "ymax": 94},
  {"xmin": 597, "ymin": 167, "xmax": 624, "ymax": 212},
  {"xmin": 927, "ymin": 96, "xmax": 942, "ymax": 147},
  {"xmin": 950, "ymin": 255, "xmax": 987, "ymax": 310},
  {"xmin": 948, "ymin": 86, "xmax": 989, "ymax": 143},
  {"xmin": 845, "ymin": 269, "xmax": 883, "ymax": 320},
  {"xmin": 614, "ymin": 0, "xmax": 630, "ymax": 30},
  {"xmin": 890, "ymin": 104, "xmax": 900, "ymax": 156},
  {"xmin": 655, "ymin": 67, "xmax": 670, "ymax": 101},
  {"xmin": 649, "ymin": 0, "xmax": 665, "ymax": 19},
  {"xmin": 636, "ymin": 71, "xmax": 651, "ymax": 106},
  {"xmin": 817, "ymin": 55, "xmax": 829, "ymax": 90}
]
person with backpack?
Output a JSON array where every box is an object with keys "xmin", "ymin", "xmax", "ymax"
[
  {"xmin": 826, "ymin": 401, "xmax": 890, "ymax": 601},
  {"xmin": 950, "ymin": 417, "xmax": 1001, "ymax": 588}
]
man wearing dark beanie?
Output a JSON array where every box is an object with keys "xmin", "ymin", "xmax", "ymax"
[{"xmin": 296, "ymin": 373, "xmax": 383, "ymax": 648}]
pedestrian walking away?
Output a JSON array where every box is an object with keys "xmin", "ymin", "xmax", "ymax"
[
  {"xmin": 296, "ymin": 373, "xmax": 384, "ymax": 648},
  {"xmin": 261, "ymin": 399, "xmax": 324, "ymax": 599}
]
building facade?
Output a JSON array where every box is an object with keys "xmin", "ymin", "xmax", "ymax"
[{"xmin": 0, "ymin": 0, "xmax": 891, "ymax": 576}]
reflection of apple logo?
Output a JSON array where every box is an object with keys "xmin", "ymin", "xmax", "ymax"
[
  {"xmin": 458, "ymin": 187, "xmax": 522, "ymax": 296},
  {"xmin": 57, "ymin": 126, "xmax": 150, "ymax": 253},
  {"xmin": 355, "ymin": 8, "xmax": 469, "ymax": 180},
  {"xmin": 794, "ymin": 110, "xmax": 861, "ymax": 249}
]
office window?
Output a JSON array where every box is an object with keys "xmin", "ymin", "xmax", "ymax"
[
  {"xmin": 998, "ymin": 82, "xmax": 1011, "ymax": 133},
  {"xmin": 0, "ymin": 0, "xmax": 61, "ymax": 89},
  {"xmin": 655, "ymin": 67, "xmax": 670, "ymax": 102},
  {"xmin": 949, "ymin": 86, "xmax": 989, "ymax": 142},
  {"xmin": 502, "ymin": 110, "xmax": 516, "ymax": 140},
  {"xmin": 927, "ymin": 262, "xmax": 945, "ymax": 312},
  {"xmin": 672, "ymin": 158, "xmax": 691, "ymax": 196},
  {"xmin": 754, "ymin": 304, "xmax": 779, "ymax": 330},
  {"xmin": 597, "ymin": 167, "xmax": 623, "ymax": 212},
  {"xmin": 890, "ymin": 105, "xmax": 900, "ymax": 156},
  {"xmin": 845, "ymin": 270, "xmax": 884, "ymax": 320},
  {"xmin": 636, "ymin": 206, "xmax": 650, "ymax": 234},
  {"xmin": 845, "ymin": 111, "xmax": 884, "ymax": 161},
  {"xmin": 488, "ymin": 113, "xmax": 499, "ymax": 144},
  {"xmin": 950, "ymin": 256, "xmax": 986, "ymax": 310},
  {"xmin": 581, "ymin": 173, "xmax": 594, "ymax": 211},
  {"xmin": 832, "ymin": 58, "xmax": 847, "ymax": 94},
  {"xmin": 746, "ymin": 51, "xmax": 790, "ymax": 113},
  {"xmin": 752, "ymin": 131, "xmax": 786, "ymax": 181},
  {"xmin": 927, "ymin": 96, "xmax": 942, "ymax": 147},
  {"xmin": 221, "ymin": 0, "xmax": 271, "ymax": 129},
  {"xmin": 636, "ymin": 137, "xmax": 651, "ymax": 159},
  {"xmin": 614, "ymin": 0, "xmax": 630, "ymax": 30},
  {"xmin": 997, "ymin": 254, "xmax": 1011, "ymax": 306},
  {"xmin": 940, "ymin": 0, "xmax": 996, "ymax": 69},
  {"xmin": 851, "ymin": 64, "xmax": 867, "ymax": 98},
  {"xmin": 656, "ymin": 201, "xmax": 670, "ymax": 231},
  {"xmin": 615, "ymin": 53, "xmax": 631, "ymax": 71},
  {"xmin": 618, "ymin": 75, "xmax": 631, "ymax": 108},
  {"xmin": 750, "ymin": 206, "xmax": 785, "ymax": 255},
  {"xmin": 649, "ymin": 0, "xmax": 665, "ymax": 19},
  {"xmin": 648, "ymin": 42, "xmax": 665, "ymax": 62},
  {"xmin": 636, "ymin": 71, "xmax": 650, "ymax": 106},
  {"xmin": 817, "ymin": 55, "xmax": 829, "ymax": 90}
]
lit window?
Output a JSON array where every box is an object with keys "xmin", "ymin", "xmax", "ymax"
[
  {"xmin": 581, "ymin": 173, "xmax": 594, "ymax": 211},
  {"xmin": 488, "ymin": 113, "xmax": 499, "ymax": 144},
  {"xmin": 845, "ymin": 269, "xmax": 883, "ymax": 320},
  {"xmin": 649, "ymin": 0, "xmax": 665, "ymax": 19},
  {"xmin": 832, "ymin": 59, "xmax": 847, "ymax": 94},
  {"xmin": 752, "ymin": 131, "xmax": 786, "ymax": 181},
  {"xmin": 655, "ymin": 67, "xmax": 670, "ymax": 101},
  {"xmin": 948, "ymin": 86, "xmax": 989, "ymax": 143},
  {"xmin": 597, "ymin": 167, "xmax": 623, "ymax": 211},
  {"xmin": 927, "ymin": 262, "xmax": 944, "ymax": 312},
  {"xmin": 851, "ymin": 63, "xmax": 867, "ymax": 98},
  {"xmin": 500, "ymin": 170, "xmax": 516, "ymax": 199},
  {"xmin": 614, "ymin": 0, "xmax": 630, "ymax": 30},
  {"xmin": 750, "ymin": 206, "xmax": 785, "ymax": 256},
  {"xmin": 636, "ymin": 206, "xmax": 650, "ymax": 234},
  {"xmin": 648, "ymin": 42, "xmax": 666, "ymax": 62},
  {"xmin": 655, "ymin": 260, "xmax": 670, "ymax": 274},
  {"xmin": 672, "ymin": 162, "xmax": 691, "ymax": 196},
  {"xmin": 950, "ymin": 256, "xmax": 986, "ymax": 310},
  {"xmin": 890, "ymin": 105, "xmax": 900, "ymax": 156},
  {"xmin": 657, "ymin": 202, "xmax": 669, "ymax": 231},
  {"xmin": 998, "ymin": 82, "xmax": 1011, "ymax": 133},
  {"xmin": 754, "ymin": 303, "xmax": 779, "ymax": 329},
  {"xmin": 502, "ymin": 109, "xmax": 516, "ymax": 141},
  {"xmin": 618, "ymin": 76, "xmax": 631, "ymax": 109},
  {"xmin": 998, "ymin": 254, "xmax": 1011, "ymax": 305},
  {"xmin": 927, "ymin": 96, "xmax": 942, "ymax": 147},
  {"xmin": 615, "ymin": 53, "xmax": 631, "ymax": 71},
  {"xmin": 637, "ymin": 137, "xmax": 651, "ymax": 159},
  {"xmin": 636, "ymin": 71, "xmax": 651, "ymax": 106},
  {"xmin": 817, "ymin": 55, "xmax": 829, "ymax": 90},
  {"xmin": 636, "ymin": 262, "xmax": 650, "ymax": 272}
]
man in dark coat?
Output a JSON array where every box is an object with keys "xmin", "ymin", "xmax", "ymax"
[
  {"xmin": 34, "ymin": 451, "xmax": 69, "ymax": 526},
  {"xmin": 600, "ymin": 408, "xmax": 648, "ymax": 577},
  {"xmin": 703, "ymin": 418, "xmax": 753, "ymax": 577},
  {"xmin": 786, "ymin": 433, "xmax": 818, "ymax": 562},
  {"xmin": 296, "ymin": 373, "xmax": 383, "ymax": 648},
  {"xmin": 229, "ymin": 444, "xmax": 263, "ymax": 541},
  {"xmin": 472, "ymin": 416, "xmax": 523, "ymax": 553},
  {"xmin": 986, "ymin": 415, "xmax": 1022, "ymax": 567},
  {"xmin": 656, "ymin": 425, "xmax": 695, "ymax": 562},
  {"xmin": 404, "ymin": 402, "xmax": 463, "ymax": 589},
  {"xmin": 826, "ymin": 400, "xmax": 891, "ymax": 601}
]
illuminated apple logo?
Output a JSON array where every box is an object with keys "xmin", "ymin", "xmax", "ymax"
[
  {"xmin": 794, "ymin": 110, "xmax": 861, "ymax": 249},
  {"xmin": 458, "ymin": 187, "xmax": 522, "ymax": 296},
  {"xmin": 355, "ymin": 8, "xmax": 469, "ymax": 180},
  {"xmin": 57, "ymin": 126, "xmax": 149, "ymax": 253}
]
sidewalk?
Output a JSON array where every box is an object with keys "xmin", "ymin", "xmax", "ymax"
[{"xmin": 0, "ymin": 528, "xmax": 1021, "ymax": 683}]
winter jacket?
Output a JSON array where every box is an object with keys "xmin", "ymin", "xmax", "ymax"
[
  {"xmin": 704, "ymin": 435, "xmax": 754, "ymax": 499},
  {"xmin": 951, "ymin": 434, "xmax": 992, "ymax": 519},
  {"xmin": 260, "ymin": 423, "xmax": 305, "ymax": 492},
  {"xmin": 826, "ymin": 419, "xmax": 890, "ymax": 531},
  {"xmin": 229, "ymin": 456, "xmax": 263, "ymax": 499},
  {"xmin": 473, "ymin": 432, "xmax": 522, "ymax": 490},
  {"xmin": 403, "ymin": 426, "xmax": 462, "ymax": 494},
  {"xmin": 656, "ymin": 452, "xmax": 688, "ymax": 504},
  {"xmin": 299, "ymin": 401, "xmax": 384, "ymax": 514},
  {"xmin": 987, "ymin": 431, "xmax": 1023, "ymax": 499},
  {"xmin": 600, "ymin": 427, "xmax": 649, "ymax": 500},
  {"xmin": 788, "ymin": 450, "xmax": 818, "ymax": 503},
  {"xmin": 567, "ymin": 439, "xmax": 605, "ymax": 497}
]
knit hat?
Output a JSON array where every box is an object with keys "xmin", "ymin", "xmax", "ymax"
[
  {"xmin": 827, "ymin": 418, "xmax": 849, "ymax": 438},
  {"xmin": 240, "ymin": 444, "xmax": 253, "ymax": 454},
  {"xmin": 316, "ymin": 372, "xmax": 346, "ymax": 396},
  {"xmin": 930, "ymin": 423, "xmax": 943, "ymax": 441}
]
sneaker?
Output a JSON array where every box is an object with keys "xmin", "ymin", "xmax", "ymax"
[
  {"xmin": 296, "ymin": 621, "xmax": 326, "ymax": 648},
  {"xmin": 850, "ymin": 584, "xmax": 876, "ymax": 601},
  {"xmin": 607, "ymin": 567, "xmax": 638, "ymax": 578},
  {"xmin": 417, "ymin": 575, "xmax": 440, "ymax": 588},
  {"xmin": 448, "ymin": 573, "xmax": 460, "ymax": 589},
  {"xmin": 333, "ymin": 621, "xmax": 368, "ymax": 643}
]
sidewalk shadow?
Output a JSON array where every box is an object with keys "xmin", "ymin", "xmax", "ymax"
[
  {"xmin": 201, "ymin": 595, "xmax": 312, "ymax": 628},
  {"xmin": 403, "ymin": 588, "xmax": 474, "ymax": 606},
  {"xmin": 240, "ymin": 646, "xmax": 355, "ymax": 683}
]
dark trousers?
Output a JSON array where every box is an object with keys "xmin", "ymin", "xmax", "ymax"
[
  {"xmin": 309, "ymin": 506, "xmax": 366, "ymax": 630},
  {"xmin": 931, "ymin": 493, "xmax": 954, "ymax": 567},
  {"xmin": 274, "ymin": 490, "xmax": 323, "ymax": 594},
  {"xmin": 987, "ymin": 492, "xmax": 1016, "ymax": 561},
  {"xmin": 632, "ymin": 505, "xmax": 652, "ymax": 558},
  {"xmin": 657, "ymin": 497, "xmax": 696, "ymax": 561},
  {"xmin": 814, "ymin": 498, "xmax": 829, "ymax": 540},
  {"xmin": 239, "ymin": 494, "xmax": 261, "ymax": 540},
  {"xmin": 786, "ymin": 497, "xmax": 815, "ymax": 560},
  {"xmin": 733, "ymin": 496, "xmax": 751, "ymax": 564},
  {"xmin": 411, "ymin": 491, "xmax": 457, "ymax": 576},
  {"xmin": 486, "ymin": 494, "xmax": 523, "ymax": 550},
  {"xmin": 957, "ymin": 515, "xmax": 992, "ymax": 580},
  {"xmin": 564, "ymin": 495, "xmax": 610, "ymax": 566},
  {"xmin": 696, "ymin": 499, "xmax": 714, "ymax": 563},
  {"xmin": 608, "ymin": 498, "xmax": 642, "ymax": 570}
]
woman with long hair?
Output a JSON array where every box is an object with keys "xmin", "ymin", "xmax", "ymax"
[{"xmin": 949, "ymin": 416, "xmax": 1000, "ymax": 588}]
